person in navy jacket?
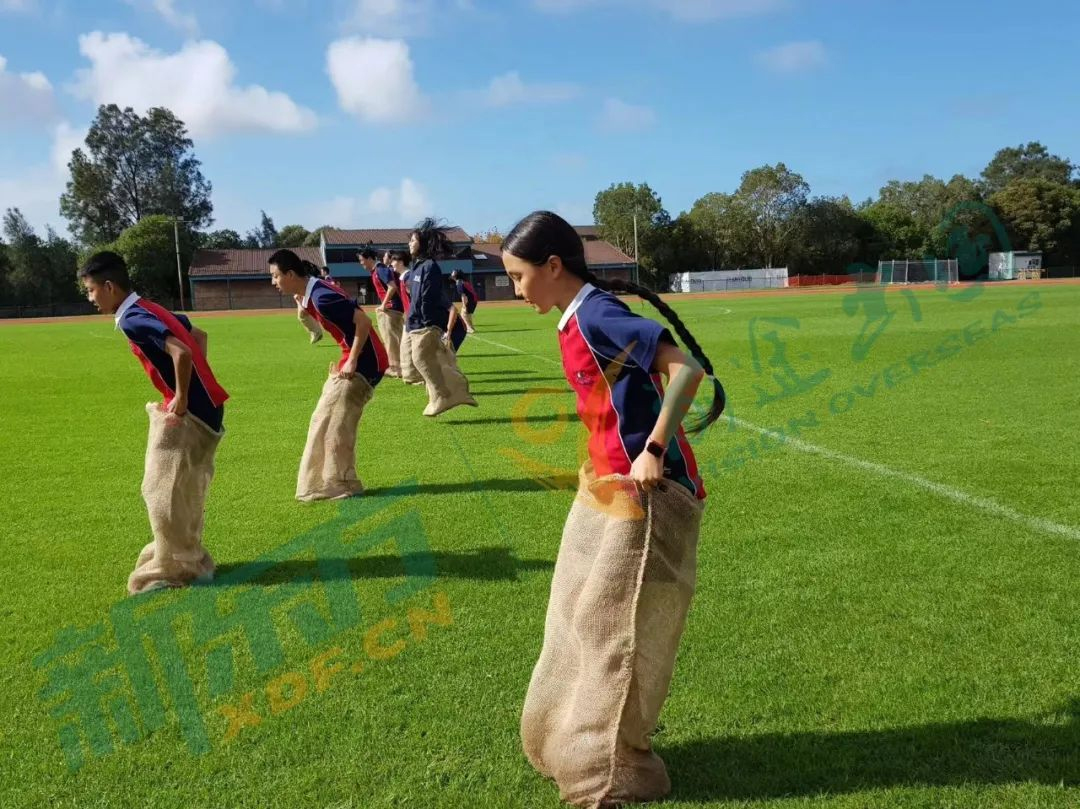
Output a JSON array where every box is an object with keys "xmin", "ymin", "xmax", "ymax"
[{"xmin": 404, "ymin": 219, "xmax": 477, "ymax": 416}]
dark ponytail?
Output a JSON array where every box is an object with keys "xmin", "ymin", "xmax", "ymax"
[{"xmin": 503, "ymin": 210, "xmax": 725, "ymax": 433}]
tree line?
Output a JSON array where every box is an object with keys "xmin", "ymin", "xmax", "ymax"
[
  {"xmin": 2, "ymin": 102, "xmax": 1078, "ymax": 309},
  {"xmin": 593, "ymin": 144, "xmax": 1080, "ymax": 287}
]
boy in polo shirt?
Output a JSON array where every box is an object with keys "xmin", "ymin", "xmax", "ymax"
[
  {"xmin": 269, "ymin": 249, "xmax": 388, "ymax": 501},
  {"xmin": 359, "ymin": 248, "xmax": 404, "ymax": 377},
  {"xmin": 449, "ymin": 269, "xmax": 478, "ymax": 333},
  {"xmin": 80, "ymin": 251, "xmax": 228, "ymax": 595}
]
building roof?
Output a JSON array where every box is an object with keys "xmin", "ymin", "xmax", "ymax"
[
  {"xmin": 189, "ymin": 247, "xmax": 324, "ymax": 277},
  {"xmin": 471, "ymin": 242, "xmax": 505, "ymax": 271},
  {"xmin": 323, "ymin": 227, "xmax": 472, "ymax": 246},
  {"xmin": 575, "ymin": 225, "xmax": 601, "ymax": 239},
  {"xmin": 470, "ymin": 240, "xmax": 632, "ymax": 271},
  {"xmin": 584, "ymin": 240, "xmax": 633, "ymax": 266}
]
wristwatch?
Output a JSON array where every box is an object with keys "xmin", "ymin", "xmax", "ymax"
[{"xmin": 645, "ymin": 439, "xmax": 665, "ymax": 458}]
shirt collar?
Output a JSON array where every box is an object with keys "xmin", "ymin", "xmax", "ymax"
[
  {"xmin": 300, "ymin": 275, "xmax": 319, "ymax": 308},
  {"xmin": 557, "ymin": 283, "xmax": 596, "ymax": 332},
  {"xmin": 113, "ymin": 291, "xmax": 140, "ymax": 328}
]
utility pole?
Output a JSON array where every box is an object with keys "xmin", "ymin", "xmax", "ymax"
[
  {"xmin": 632, "ymin": 209, "xmax": 639, "ymax": 287},
  {"xmin": 174, "ymin": 217, "xmax": 186, "ymax": 310}
]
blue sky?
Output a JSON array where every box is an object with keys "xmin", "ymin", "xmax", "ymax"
[{"xmin": 1, "ymin": 0, "xmax": 1078, "ymax": 239}]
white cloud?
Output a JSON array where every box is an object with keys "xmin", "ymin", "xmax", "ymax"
[
  {"xmin": 755, "ymin": 40, "xmax": 827, "ymax": 73},
  {"xmin": 0, "ymin": 122, "xmax": 86, "ymax": 234},
  {"xmin": 72, "ymin": 32, "xmax": 318, "ymax": 138},
  {"xmin": 397, "ymin": 177, "xmax": 428, "ymax": 220},
  {"xmin": 595, "ymin": 97, "xmax": 655, "ymax": 132},
  {"xmin": 0, "ymin": 54, "xmax": 55, "ymax": 126},
  {"xmin": 50, "ymin": 121, "xmax": 88, "ymax": 174},
  {"xmin": 534, "ymin": 0, "xmax": 788, "ymax": 21},
  {"xmin": 326, "ymin": 37, "xmax": 427, "ymax": 124},
  {"xmin": 479, "ymin": 71, "xmax": 580, "ymax": 107},
  {"xmin": 308, "ymin": 178, "xmax": 431, "ymax": 226},
  {"xmin": 125, "ymin": 0, "xmax": 200, "ymax": 36},
  {"xmin": 367, "ymin": 187, "xmax": 394, "ymax": 213}
]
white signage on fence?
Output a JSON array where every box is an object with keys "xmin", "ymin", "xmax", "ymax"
[{"xmin": 668, "ymin": 268, "xmax": 789, "ymax": 292}]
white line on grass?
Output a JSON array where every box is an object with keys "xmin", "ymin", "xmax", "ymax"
[
  {"xmin": 467, "ymin": 334, "xmax": 563, "ymax": 367},
  {"xmin": 467, "ymin": 331, "xmax": 1080, "ymax": 543},
  {"xmin": 733, "ymin": 418, "xmax": 1080, "ymax": 542}
]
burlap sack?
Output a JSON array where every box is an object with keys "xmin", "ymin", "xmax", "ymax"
[
  {"xmin": 399, "ymin": 324, "xmax": 423, "ymax": 385},
  {"xmin": 297, "ymin": 303, "xmax": 323, "ymax": 343},
  {"xmin": 376, "ymin": 308, "xmax": 404, "ymax": 375},
  {"xmin": 521, "ymin": 465, "xmax": 703, "ymax": 807},
  {"xmin": 410, "ymin": 325, "xmax": 477, "ymax": 416},
  {"xmin": 128, "ymin": 404, "xmax": 223, "ymax": 595},
  {"xmin": 296, "ymin": 371, "xmax": 374, "ymax": 502}
]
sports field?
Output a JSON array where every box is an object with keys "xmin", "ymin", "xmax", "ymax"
[{"xmin": 1, "ymin": 282, "xmax": 1077, "ymax": 809}]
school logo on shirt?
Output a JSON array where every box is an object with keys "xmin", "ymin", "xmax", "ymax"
[{"xmin": 574, "ymin": 370, "xmax": 597, "ymax": 387}]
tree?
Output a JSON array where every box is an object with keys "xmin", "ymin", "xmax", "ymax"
[
  {"xmin": 245, "ymin": 210, "xmax": 278, "ymax": 248},
  {"xmin": 791, "ymin": 196, "xmax": 872, "ymax": 275},
  {"xmin": 277, "ymin": 224, "xmax": 311, "ymax": 248},
  {"xmin": 201, "ymin": 229, "xmax": 244, "ymax": 249},
  {"xmin": 685, "ymin": 192, "xmax": 753, "ymax": 269},
  {"xmin": 60, "ymin": 104, "xmax": 212, "ymax": 245},
  {"xmin": 991, "ymin": 179, "xmax": 1080, "ymax": 266},
  {"xmin": 869, "ymin": 173, "xmax": 983, "ymax": 257},
  {"xmin": 645, "ymin": 213, "xmax": 710, "ymax": 285},
  {"xmin": 472, "ymin": 228, "xmax": 504, "ymax": 245},
  {"xmin": 981, "ymin": 142, "xmax": 1076, "ymax": 195},
  {"xmin": 303, "ymin": 225, "xmax": 334, "ymax": 247},
  {"xmin": 734, "ymin": 163, "xmax": 810, "ymax": 268},
  {"xmin": 592, "ymin": 182, "xmax": 666, "ymax": 259},
  {"xmin": 112, "ymin": 214, "xmax": 194, "ymax": 302},
  {"xmin": 1, "ymin": 209, "xmax": 80, "ymax": 307}
]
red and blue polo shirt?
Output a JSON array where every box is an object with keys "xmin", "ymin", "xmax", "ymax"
[
  {"xmin": 370, "ymin": 263, "xmax": 404, "ymax": 314},
  {"xmin": 456, "ymin": 279, "xmax": 478, "ymax": 313},
  {"xmin": 301, "ymin": 276, "xmax": 388, "ymax": 387},
  {"xmin": 557, "ymin": 284, "xmax": 705, "ymax": 500},
  {"xmin": 115, "ymin": 293, "xmax": 228, "ymax": 432}
]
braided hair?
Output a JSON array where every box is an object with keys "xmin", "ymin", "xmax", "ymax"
[{"xmin": 503, "ymin": 210, "xmax": 725, "ymax": 433}]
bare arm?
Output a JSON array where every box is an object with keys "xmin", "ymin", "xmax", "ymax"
[
  {"xmin": 629, "ymin": 341, "xmax": 704, "ymax": 486},
  {"xmin": 191, "ymin": 326, "xmax": 208, "ymax": 357},
  {"xmin": 339, "ymin": 308, "xmax": 372, "ymax": 378},
  {"xmin": 164, "ymin": 336, "xmax": 194, "ymax": 415}
]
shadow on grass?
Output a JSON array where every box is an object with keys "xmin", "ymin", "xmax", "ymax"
[
  {"xmin": 663, "ymin": 702, "xmax": 1080, "ymax": 801},
  {"xmin": 471, "ymin": 328, "xmax": 541, "ymax": 334},
  {"xmin": 466, "ymin": 375, "xmax": 566, "ymax": 385},
  {"xmin": 361, "ymin": 476, "xmax": 578, "ymax": 495},
  {"xmin": 214, "ymin": 546, "xmax": 552, "ymax": 585},
  {"xmin": 472, "ymin": 388, "xmax": 570, "ymax": 397},
  {"xmin": 439, "ymin": 414, "xmax": 569, "ymax": 426}
]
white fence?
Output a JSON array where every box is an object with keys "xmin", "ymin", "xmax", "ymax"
[{"xmin": 669, "ymin": 268, "xmax": 789, "ymax": 292}]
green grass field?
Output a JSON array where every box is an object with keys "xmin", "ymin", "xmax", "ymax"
[{"xmin": 1, "ymin": 282, "xmax": 1078, "ymax": 809}]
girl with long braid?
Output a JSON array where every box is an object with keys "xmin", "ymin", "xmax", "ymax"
[{"xmin": 501, "ymin": 211, "xmax": 724, "ymax": 808}]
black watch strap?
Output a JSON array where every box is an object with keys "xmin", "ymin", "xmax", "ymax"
[{"xmin": 646, "ymin": 439, "xmax": 665, "ymax": 458}]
